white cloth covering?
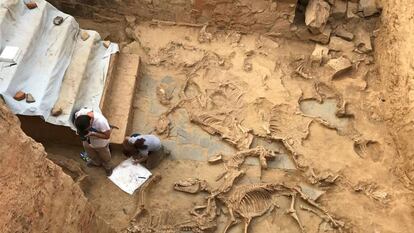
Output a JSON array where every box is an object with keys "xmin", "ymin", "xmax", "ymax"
[{"xmin": 0, "ymin": 0, "xmax": 119, "ymax": 128}]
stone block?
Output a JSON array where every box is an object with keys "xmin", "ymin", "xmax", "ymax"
[
  {"xmin": 329, "ymin": 36, "xmax": 354, "ymax": 52},
  {"xmin": 13, "ymin": 91, "xmax": 25, "ymax": 101},
  {"xmin": 359, "ymin": 0, "xmax": 379, "ymax": 17},
  {"xmin": 80, "ymin": 31, "xmax": 90, "ymax": 41},
  {"xmin": 311, "ymin": 44, "xmax": 329, "ymax": 65},
  {"xmin": 354, "ymin": 28, "xmax": 372, "ymax": 53},
  {"xmin": 335, "ymin": 26, "xmax": 354, "ymax": 41},
  {"xmin": 327, "ymin": 56, "xmax": 352, "ymax": 78},
  {"xmin": 25, "ymin": 1, "xmax": 37, "ymax": 9},
  {"xmin": 305, "ymin": 0, "xmax": 331, "ymax": 34},
  {"xmin": 25, "ymin": 93, "xmax": 35, "ymax": 103},
  {"xmin": 347, "ymin": 2, "xmax": 359, "ymax": 19},
  {"xmin": 331, "ymin": 0, "xmax": 347, "ymax": 19},
  {"xmin": 51, "ymin": 107, "xmax": 63, "ymax": 117}
]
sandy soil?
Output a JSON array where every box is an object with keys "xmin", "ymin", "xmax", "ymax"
[
  {"xmin": 0, "ymin": 101, "xmax": 114, "ymax": 233},
  {"xmin": 65, "ymin": 3, "xmax": 414, "ymax": 231},
  {"xmin": 5, "ymin": 1, "xmax": 413, "ymax": 233}
]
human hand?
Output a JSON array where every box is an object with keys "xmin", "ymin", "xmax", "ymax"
[{"xmin": 86, "ymin": 131, "xmax": 97, "ymax": 137}]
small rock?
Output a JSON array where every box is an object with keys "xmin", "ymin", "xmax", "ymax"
[
  {"xmin": 103, "ymin": 40, "xmax": 111, "ymax": 48},
  {"xmin": 335, "ymin": 26, "xmax": 354, "ymax": 41},
  {"xmin": 354, "ymin": 28, "xmax": 372, "ymax": 53},
  {"xmin": 53, "ymin": 16, "xmax": 64, "ymax": 26},
  {"xmin": 125, "ymin": 15, "xmax": 136, "ymax": 27},
  {"xmin": 359, "ymin": 0, "xmax": 379, "ymax": 17},
  {"xmin": 125, "ymin": 27, "xmax": 136, "ymax": 40},
  {"xmin": 347, "ymin": 2, "xmax": 359, "ymax": 19},
  {"xmin": 308, "ymin": 26, "xmax": 332, "ymax": 44},
  {"xmin": 14, "ymin": 91, "xmax": 26, "ymax": 101},
  {"xmin": 198, "ymin": 25, "xmax": 212, "ymax": 43},
  {"xmin": 331, "ymin": 0, "xmax": 347, "ymax": 19},
  {"xmin": 329, "ymin": 36, "xmax": 354, "ymax": 52},
  {"xmin": 25, "ymin": 1, "xmax": 37, "ymax": 9},
  {"xmin": 80, "ymin": 31, "xmax": 90, "ymax": 41},
  {"xmin": 208, "ymin": 154, "xmax": 223, "ymax": 164},
  {"xmin": 327, "ymin": 56, "xmax": 352, "ymax": 78},
  {"xmin": 299, "ymin": 183, "xmax": 326, "ymax": 201},
  {"xmin": 26, "ymin": 93, "xmax": 35, "ymax": 103},
  {"xmin": 270, "ymin": 2, "xmax": 277, "ymax": 11},
  {"xmin": 311, "ymin": 44, "xmax": 329, "ymax": 65},
  {"xmin": 243, "ymin": 60, "xmax": 253, "ymax": 72},
  {"xmin": 372, "ymin": 190, "xmax": 388, "ymax": 200},
  {"xmin": 305, "ymin": 0, "xmax": 331, "ymax": 34},
  {"xmin": 51, "ymin": 107, "xmax": 62, "ymax": 116}
]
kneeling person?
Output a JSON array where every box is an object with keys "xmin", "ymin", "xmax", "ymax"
[{"xmin": 123, "ymin": 134, "xmax": 166, "ymax": 169}]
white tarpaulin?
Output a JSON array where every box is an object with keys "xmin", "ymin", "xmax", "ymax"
[
  {"xmin": 0, "ymin": 0, "xmax": 118, "ymax": 127},
  {"xmin": 109, "ymin": 157, "xmax": 152, "ymax": 195}
]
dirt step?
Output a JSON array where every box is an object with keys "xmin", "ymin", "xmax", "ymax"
[{"xmin": 100, "ymin": 53, "xmax": 140, "ymax": 145}]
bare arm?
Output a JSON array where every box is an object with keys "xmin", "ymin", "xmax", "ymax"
[
  {"xmin": 88, "ymin": 130, "xmax": 111, "ymax": 139},
  {"xmin": 132, "ymin": 154, "xmax": 148, "ymax": 164}
]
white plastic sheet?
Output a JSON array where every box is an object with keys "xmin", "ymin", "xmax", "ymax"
[
  {"xmin": 109, "ymin": 157, "xmax": 152, "ymax": 195},
  {"xmin": 0, "ymin": 0, "xmax": 118, "ymax": 127}
]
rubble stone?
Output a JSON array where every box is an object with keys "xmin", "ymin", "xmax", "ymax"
[
  {"xmin": 327, "ymin": 56, "xmax": 352, "ymax": 78},
  {"xmin": 354, "ymin": 28, "xmax": 372, "ymax": 53},
  {"xmin": 305, "ymin": 0, "xmax": 331, "ymax": 34},
  {"xmin": 51, "ymin": 107, "xmax": 63, "ymax": 117},
  {"xmin": 308, "ymin": 26, "xmax": 332, "ymax": 44},
  {"xmin": 13, "ymin": 91, "xmax": 26, "ymax": 101},
  {"xmin": 103, "ymin": 41, "xmax": 111, "ymax": 48},
  {"xmin": 329, "ymin": 36, "xmax": 354, "ymax": 52},
  {"xmin": 331, "ymin": 0, "xmax": 348, "ymax": 19},
  {"xmin": 335, "ymin": 27, "xmax": 354, "ymax": 41},
  {"xmin": 311, "ymin": 44, "xmax": 329, "ymax": 65},
  {"xmin": 80, "ymin": 31, "xmax": 90, "ymax": 41},
  {"xmin": 25, "ymin": 1, "xmax": 37, "ymax": 9},
  {"xmin": 53, "ymin": 16, "xmax": 64, "ymax": 26},
  {"xmin": 25, "ymin": 93, "xmax": 35, "ymax": 103},
  {"xmin": 125, "ymin": 15, "xmax": 136, "ymax": 27},
  {"xmin": 347, "ymin": 2, "xmax": 359, "ymax": 19},
  {"xmin": 359, "ymin": 0, "xmax": 379, "ymax": 17}
]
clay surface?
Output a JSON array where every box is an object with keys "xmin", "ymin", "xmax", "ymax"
[{"xmin": 4, "ymin": 0, "xmax": 414, "ymax": 232}]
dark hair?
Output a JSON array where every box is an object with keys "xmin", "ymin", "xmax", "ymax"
[
  {"xmin": 74, "ymin": 115, "xmax": 91, "ymax": 136},
  {"xmin": 133, "ymin": 138, "xmax": 148, "ymax": 150}
]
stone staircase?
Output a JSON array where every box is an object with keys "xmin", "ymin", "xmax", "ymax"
[
  {"xmin": 100, "ymin": 53, "xmax": 141, "ymax": 145},
  {"xmin": 2, "ymin": 0, "xmax": 142, "ymax": 146}
]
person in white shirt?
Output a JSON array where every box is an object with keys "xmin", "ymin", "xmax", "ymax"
[
  {"xmin": 74, "ymin": 107, "xmax": 113, "ymax": 176},
  {"xmin": 122, "ymin": 134, "xmax": 168, "ymax": 169}
]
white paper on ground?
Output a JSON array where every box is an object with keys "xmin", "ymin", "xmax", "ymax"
[{"xmin": 108, "ymin": 158, "xmax": 152, "ymax": 195}]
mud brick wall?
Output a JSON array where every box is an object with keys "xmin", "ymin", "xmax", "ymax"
[{"xmin": 48, "ymin": 0, "xmax": 297, "ymax": 33}]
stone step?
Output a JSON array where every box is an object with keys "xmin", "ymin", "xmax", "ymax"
[
  {"xmin": 49, "ymin": 31, "xmax": 99, "ymax": 126},
  {"xmin": 100, "ymin": 53, "xmax": 140, "ymax": 145}
]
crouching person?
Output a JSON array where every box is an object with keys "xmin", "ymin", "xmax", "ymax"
[
  {"xmin": 74, "ymin": 108, "xmax": 113, "ymax": 176},
  {"xmin": 122, "ymin": 134, "xmax": 168, "ymax": 169}
]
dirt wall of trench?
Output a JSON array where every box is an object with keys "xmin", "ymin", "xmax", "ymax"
[
  {"xmin": 372, "ymin": 0, "xmax": 414, "ymax": 188},
  {"xmin": 0, "ymin": 100, "xmax": 114, "ymax": 233},
  {"xmin": 48, "ymin": 0, "xmax": 297, "ymax": 33}
]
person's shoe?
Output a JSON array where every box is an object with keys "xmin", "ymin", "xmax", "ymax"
[{"xmin": 105, "ymin": 167, "xmax": 113, "ymax": 177}]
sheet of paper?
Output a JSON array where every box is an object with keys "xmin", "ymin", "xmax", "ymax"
[{"xmin": 108, "ymin": 158, "xmax": 152, "ymax": 195}]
